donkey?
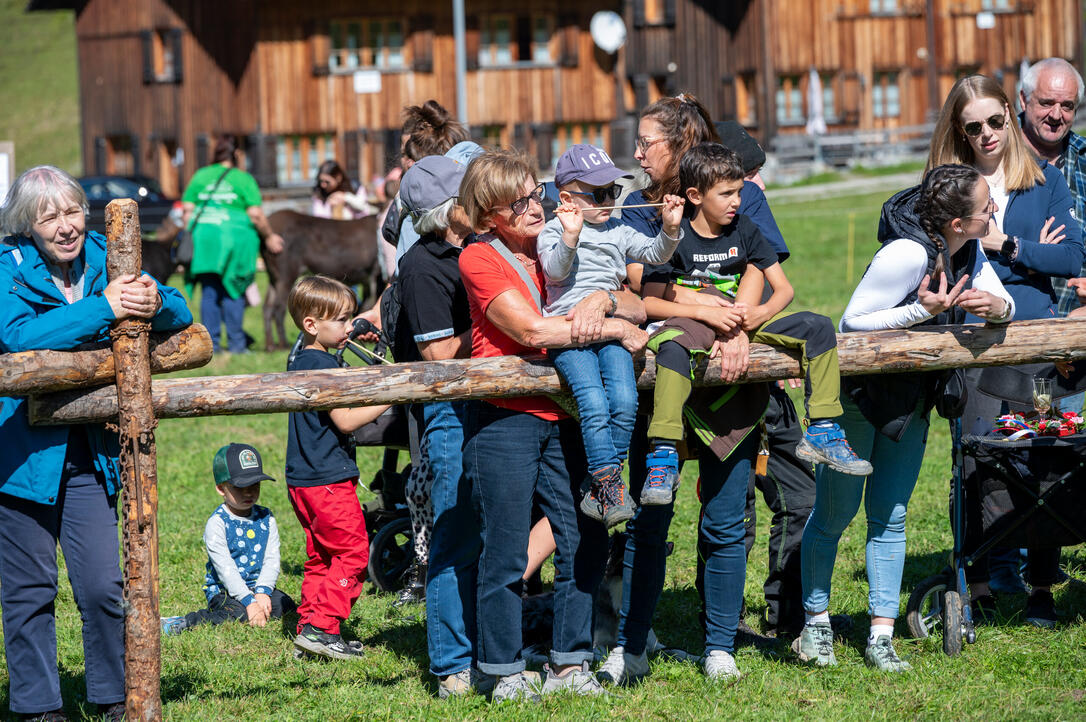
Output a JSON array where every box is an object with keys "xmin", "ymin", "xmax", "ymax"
[{"xmin": 262, "ymin": 210, "xmax": 383, "ymax": 350}]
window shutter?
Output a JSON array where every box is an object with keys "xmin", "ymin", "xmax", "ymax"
[
  {"xmin": 466, "ymin": 15, "xmax": 480, "ymax": 71},
  {"xmin": 412, "ymin": 14, "xmax": 435, "ymax": 72},
  {"xmin": 140, "ymin": 30, "xmax": 154, "ymax": 84},
  {"xmin": 130, "ymin": 134, "xmax": 142, "ymax": 177},
  {"xmin": 664, "ymin": 0, "xmax": 677, "ymax": 26},
  {"xmin": 170, "ymin": 29, "xmax": 184, "ymax": 83},
  {"xmin": 246, "ymin": 134, "xmax": 277, "ymax": 187},
  {"xmin": 308, "ymin": 19, "xmax": 330, "ymax": 77},
  {"xmin": 531, "ymin": 123, "xmax": 554, "ymax": 169},
  {"xmin": 195, "ymin": 134, "xmax": 210, "ymax": 169},
  {"xmin": 559, "ymin": 14, "xmax": 579, "ymax": 68},
  {"xmin": 343, "ymin": 130, "xmax": 361, "ymax": 182},
  {"xmin": 94, "ymin": 137, "xmax": 107, "ymax": 174},
  {"xmin": 632, "ymin": 0, "xmax": 646, "ymax": 29}
]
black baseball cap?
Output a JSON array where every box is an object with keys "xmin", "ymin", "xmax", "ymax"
[
  {"xmin": 714, "ymin": 121, "xmax": 767, "ymax": 175},
  {"xmin": 212, "ymin": 443, "xmax": 276, "ymax": 488}
]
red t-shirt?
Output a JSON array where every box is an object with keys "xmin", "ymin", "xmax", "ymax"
[{"xmin": 458, "ymin": 241, "xmax": 565, "ymax": 420}]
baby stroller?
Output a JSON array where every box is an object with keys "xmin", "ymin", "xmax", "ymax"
[{"xmin": 905, "ymin": 363, "xmax": 1086, "ymax": 655}]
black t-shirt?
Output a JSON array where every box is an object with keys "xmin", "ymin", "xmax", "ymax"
[
  {"xmin": 643, "ymin": 214, "xmax": 777, "ymax": 298},
  {"xmin": 398, "ymin": 233, "xmax": 472, "ymax": 362},
  {"xmin": 285, "ymin": 348, "xmax": 359, "ymax": 486}
]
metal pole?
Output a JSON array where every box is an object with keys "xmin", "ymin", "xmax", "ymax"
[{"xmin": 453, "ymin": 0, "xmax": 468, "ymax": 125}]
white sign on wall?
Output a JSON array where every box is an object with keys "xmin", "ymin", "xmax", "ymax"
[
  {"xmin": 976, "ymin": 12, "xmax": 996, "ymax": 29},
  {"xmin": 353, "ymin": 70, "xmax": 382, "ymax": 94}
]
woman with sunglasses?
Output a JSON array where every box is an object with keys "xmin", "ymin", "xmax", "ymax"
[
  {"xmin": 456, "ymin": 149, "xmax": 647, "ymax": 702},
  {"xmin": 928, "ymin": 75, "xmax": 1084, "ymax": 628}
]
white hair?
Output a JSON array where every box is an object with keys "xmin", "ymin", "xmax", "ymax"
[
  {"xmin": 0, "ymin": 165, "xmax": 88, "ymax": 238},
  {"xmin": 1021, "ymin": 58, "xmax": 1085, "ymax": 105},
  {"xmin": 412, "ymin": 197, "xmax": 457, "ymax": 236}
]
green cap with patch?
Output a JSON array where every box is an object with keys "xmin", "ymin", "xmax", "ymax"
[{"xmin": 212, "ymin": 443, "xmax": 276, "ymax": 488}]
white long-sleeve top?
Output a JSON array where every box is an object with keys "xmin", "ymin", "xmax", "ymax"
[{"xmin": 840, "ymin": 238, "xmax": 1015, "ymax": 332}]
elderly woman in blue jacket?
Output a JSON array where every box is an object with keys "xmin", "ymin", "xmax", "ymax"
[{"xmin": 0, "ymin": 165, "xmax": 192, "ymax": 720}]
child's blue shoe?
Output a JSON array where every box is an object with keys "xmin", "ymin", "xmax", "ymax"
[
  {"xmin": 161, "ymin": 615, "xmax": 187, "ymax": 636},
  {"xmin": 796, "ymin": 421, "xmax": 872, "ymax": 476},
  {"xmin": 641, "ymin": 446, "xmax": 680, "ymax": 505}
]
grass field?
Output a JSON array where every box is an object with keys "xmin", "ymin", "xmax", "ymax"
[{"xmin": 5, "ymin": 189, "xmax": 1086, "ymax": 721}]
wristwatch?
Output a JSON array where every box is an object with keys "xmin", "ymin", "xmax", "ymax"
[
  {"xmin": 1000, "ymin": 234, "xmax": 1019, "ymax": 260},
  {"xmin": 605, "ymin": 290, "xmax": 618, "ymax": 317}
]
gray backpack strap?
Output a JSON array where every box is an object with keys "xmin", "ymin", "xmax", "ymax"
[{"xmin": 487, "ymin": 236, "xmax": 543, "ymax": 313}]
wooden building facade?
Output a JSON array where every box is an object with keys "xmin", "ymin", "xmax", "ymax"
[{"xmin": 31, "ymin": 0, "xmax": 1084, "ymax": 192}]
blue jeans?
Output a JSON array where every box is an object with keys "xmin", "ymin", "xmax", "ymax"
[
  {"xmin": 551, "ymin": 342, "xmax": 638, "ymax": 473},
  {"xmin": 0, "ymin": 470, "xmax": 125, "ymax": 714},
  {"xmin": 198, "ymin": 273, "xmax": 247, "ymax": 353},
  {"xmin": 463, "ymin": 402, "xmax": 606, "ymax": 676},
  {"xmin": 801, "ymin": 397, "xmax": 929, "ymax": 619},
  {"xmin": 1057, "ymin": 391, "xmax": 1084, "ymax": 414},
  {"xmin": 422, "ymin": 401, "xmax": 482, "ymax": 677}
]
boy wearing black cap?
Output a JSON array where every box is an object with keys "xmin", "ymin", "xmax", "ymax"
[{"xmin": 161, "ymin": 443, "xmax": 294, "ymax": 634}]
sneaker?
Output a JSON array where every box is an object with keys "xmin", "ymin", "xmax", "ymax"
[
  {"xmin": 438, "ymin": 667, "xmax": 494, "ymax": 699},
  {"xmin": 540, "ymin": 662, "xmax": 606, "ymax": 696},
  {"xmin": 703, "ymin": 649, "xmax": 741, "ymax": 682},
  {"xmin": 1025, "ymin": 589, "xmax": 1058, "ymax": 629},
  {"xmin": 160, "ymin": 615, "xmax": 187, "ymax": 636},
  {"xmin": 792, "ymin": 622, "xmax": 837, "ymax": 667},
  {"xmin": 864, "ymin": 635, "xmax": 911, "ymax": 672},
  {"xmin": 581, "ymin": 466, "xmax": 635, "ymax": 528},
  {"xmin": 491, "ymin": 671, "xmax": 541, "ymax": 703},
  {"xmin": 393, "ymin": 561, "xmax": 426, "ymax": 607},
  {"xmin": 293, "ymin": 623, "xmax": 365, "ymax": 660},
  {"xmin": 796, "ymin": 422, "xmax": 873, "ymax": 476},
  {"xmin": 641, "ymin": 446, "xmax": 680, "ymax": 505},
  {"xmin": 597, "ymin": 645, "xmax": 649, "ymax": 686},
  {"xmin": 971, "ymin": 594, "xmax": 998, "ymax": 625}
]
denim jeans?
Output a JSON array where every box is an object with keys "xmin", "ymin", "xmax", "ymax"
[
  {"xmin": 551, "ymin": 342, "xmax": 638, "ymax": 473},
  {"xmin": 197, "ymin": 273, "xmax": 247, "ymax": 353},
  {"xmin": 422, "ymin": 401, "xmax": 482, "ymax": 677},
  {"xmin": 801, "ymin": 396, "xmax": 929, "ymax": 619},
  {"xmin": 463, "ymin": 402, "xmax": 606, "ymax": 676}
]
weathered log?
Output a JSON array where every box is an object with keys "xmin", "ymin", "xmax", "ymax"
[
  {"xmin": 0, "ymin": 324, "xmax": 212, "ymax": 395},
  {"xmin": 107, "ymin": 199, "xmax": 162, "ymax": 721},
  {"xmin": 28, "ymin": 317, "xmax": 1086, "ymax": 425}
]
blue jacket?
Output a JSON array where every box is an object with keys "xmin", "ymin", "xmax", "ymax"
[
  {"xmin": 0, "ymin": 230, "xmax": 193, "ymax": 504},
  {"xmin": 978, "ymin": 162, "xmax": 1085, "ymax": 321}
]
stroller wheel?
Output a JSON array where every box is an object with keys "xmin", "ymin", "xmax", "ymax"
[
  {"xmin": 905, "ymin": 573, "xmax": 948, "ymax": 639},
  {"xmin": 942, "ymin": 590, "xmax": 964, "ymax": 656},
  {"xmin": 368, "ymin": 516, "xmax": 415, "ymax": 593}
]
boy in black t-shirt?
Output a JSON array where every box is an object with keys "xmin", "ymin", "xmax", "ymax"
[
  {"xmin": 640, "ymin": 143, "xmax": 871, "ymax": 507},
  {"xmin": 285, "ymin": 275, "xmax": 390, "ymax": 660}
]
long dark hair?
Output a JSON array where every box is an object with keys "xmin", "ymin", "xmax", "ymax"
[
  {"xmin": 640, "ymin": 93, "xmax": 719, "ymax": 203},
  {"xmin": 212, "ymin": 135, "xmax": 240, "ymax": 165},
  {"xmin": 313, "ymin": 160, "xmax": 354, "ymax": 199},
  {"xmin": 915, "ymin": 164, "xmax": 982, "ymax": 280}
]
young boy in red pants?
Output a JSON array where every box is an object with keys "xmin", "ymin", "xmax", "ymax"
[{"xmin": 286, "ymin": 275, "xmax": 390, "ymax": 659}]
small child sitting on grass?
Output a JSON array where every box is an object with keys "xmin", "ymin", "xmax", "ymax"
[
  {"xmin": 640, "ymin": 142, "xmax": 872, "ymax": 505},
  {"xmin": 286, "ymin": 275, "xmax": 390, "ymax": 660},
  {"xmin": 160, "ymin": 443, "xmax": 295, "ymax": 635},
  {"xmin": 537, "ymin": 143, "xmax": 685, "ymax": 528}
]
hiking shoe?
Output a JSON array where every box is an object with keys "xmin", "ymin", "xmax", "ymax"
[
  {"xmin": 792, "ymin": 622, "xmax": 836, "ymax": 667},
  {"xmin": 438, "ymin": 667, "xmax": 494, "ymax": 699},
  {"xmin": 641, "ymin": 446, "xmax": 680, "ymax": 505},
  {"xmin": 1025, "ymin": 589, "xmax": 1058, "ymax": 629},
  {"xmin": 491, "ymin": 671, "xmax": 541, "ymax": 703},
  {"xmin": 703, "ymin": 650, "xmax": 741, "ymax": 682},
  {"xmin": 597, "ymin": 645, "xmax": 649, "ymax": 686},
  {"xmin": 580, "ymin": 466, "xmax": 635, "ymax": 527},
  {"xmin": 293, "ymin": 623, "xmax": 365, "ymax": 660},
  {"xmin": 540, "ymin": 662, "xmax": 606, "ymax": 696},
  {"xmin": 864, "ymin": 635, "xmax": 911, "ymax": 672},
  {"xmin": 393, "ymin": 561, "xmax": 426, "ymax": 607},
  {"xmin": 160, "ymin": 615, "xmax": 187, "ymax": 636},
  {"xmin": 971, "ymin": 594, "xmax": 998, "ymax": 625},
  {"xmin": 796, "ymin": 422, "xmax": 872, "ymax": 476}
]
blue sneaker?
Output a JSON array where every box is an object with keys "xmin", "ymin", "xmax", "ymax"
[
  {"xmin": 796, "ymin": 421, "xmax": 872, "ymax": 476},
  {"xmin": 161, "ymin": 615, "xmax": 187, "ymax": 636},
  {"xmin": 641, "ymin": 446, "xmax": 680, "ymax": 505}
]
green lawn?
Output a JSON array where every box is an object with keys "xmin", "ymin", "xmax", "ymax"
[{"xmin": 7, "ymin": 189, "xmax": 1086, "ymax": 720}]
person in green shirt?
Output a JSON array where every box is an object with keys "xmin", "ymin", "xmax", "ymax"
[{"xmin": 182, "ymin": 135, "xmax": 284, "ymax": 353}]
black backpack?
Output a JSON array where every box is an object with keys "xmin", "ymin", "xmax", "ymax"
[{"xmin": 379, "ymin": 278, "xmax": 412, "ymax": 362}]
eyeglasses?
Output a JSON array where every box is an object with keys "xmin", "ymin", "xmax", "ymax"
[
  {"xmin": 635, "ymin": 136, "xmax": 666, "ymax": 154},
  {"xmin": 964, "ymin": 197, "xmax": 996, "ymax": 220},
  {"xmin": 962, "ymin": 113, "xmax": 1007, "ymax": 137},
  {"xmin": 567, "ymin": 184, "xmax": 622, "ymax": 205},
  {"xmin": 508, "ymin": 183, "xmax": 546, "ymax": 216}
]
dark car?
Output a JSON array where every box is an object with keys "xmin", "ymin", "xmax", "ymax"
[{"xmin": 78, "ymin": 175, "xmax": 180, "ymax": 238}]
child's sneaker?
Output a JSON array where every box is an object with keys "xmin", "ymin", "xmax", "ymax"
[
  {"xmin": 293, "ymin": 623, "xmax": 365, "ymax": 660},
  {"xmin": 597, "ymin": 645, "xmax": 649, "ymax": 686},
  {"xmin": 160, "ymin": 615, "xmax": 187, "ymax": 636},
  {"xmin": 580, "ymin": 466, "xmax": 635, "ymax": 528},
  {"xmin": 703, "ymin": 650, "xmax": 741, "ymax": 682},
  {"xmin": 540, "ymin": 662, "xmax": 606, "ymax": 696},
  {"xmin": 796, "ymin": 421, "xmax": 872, "ymax": 476},
  {"xmin": 641, "ymin": 446, "xmax": 680, "ymax": 505}
]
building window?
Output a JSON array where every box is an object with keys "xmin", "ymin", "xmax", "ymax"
[
  {"xmin": 642, "ymin": 0, "xmax": 666, "ymax": 24},
  {"xmin": 106, "ymin": 136, "xmax": 135, "ymax": 176},
  {"xmin": 479, "ymin": 14, "xmax": 554, "ymax": 67},
  {"xmin": 551, "ymin": 122, "xmax": 605, "ymax": 161},
  {"xmin": 329, "ymin": 18, "xmax": 406, "ymax": 72},
  {"xmin": 872, "ymin": 72, "xmax": 901, "ymax": 118},
  {"xmin": 981, "ymin": 0, "xmax": 1012, "ymax": 9},
  {"xmin": 776, "ymin": 75, "xmax": 804, "ymax": 125},
  {"xmin": 532, "ymin": 16, "xmax": 554, "ymax": 63},
  {"xmin": 736, "ymin": 72, "xmax": 757, "ymax": 126},
  {"xmin": 821, "ymin": 73, "xmax": 837, "ymax": 121},
  {"xmin": 276, "ymin": 134, "xmax": 336, "ymax": 186},
  {"xmin": 869, "ymin": 0, "xmax": 898, "ymax": 13}
]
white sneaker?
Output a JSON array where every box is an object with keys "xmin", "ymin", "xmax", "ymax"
[
  {"xmin": 703, "ymin": 650, "xmax": 741, "ymax": 682},
  {"xmin": 597, "ymin": 646, "xmax": 649, "ymax": 686},
  {"xmin": 540, "ymin": 662, "xmax": 606, "ymax": 696},
  {"xmin": 438, "ymin": 667, "xmax": 495, "ymax": 699},
  {"xmin": 491, "ymin": 671, "xmax": 541, "ymax": 703}
]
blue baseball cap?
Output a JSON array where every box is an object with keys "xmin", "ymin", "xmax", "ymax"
[{"xmin": 554, "ymin": 144, "xmax": 633, "ymax": 188}]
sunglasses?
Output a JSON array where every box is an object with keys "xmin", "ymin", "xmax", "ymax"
[
  {"xmin": 567, "ymin": 184, "xmax": 622, "ymax": 205},
  {"xmin": 962, "ymin": 113, "xmax": 1006, "ymax": 137},
  {"xmin": 635, "ymin": 135, "xmax": 666, "ymax": 154},
  {"xmin": 508, "ymin": 183, "xmax": 546, "ymax": 216}
]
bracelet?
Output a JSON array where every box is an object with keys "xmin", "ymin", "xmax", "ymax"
[
  {"xmin": 989, "ymin": 298, "xmax": 1011, "ymax": 322},
  {"xmin": 606, "ymin": 290, "xmax": 618, "ymax": 317}
]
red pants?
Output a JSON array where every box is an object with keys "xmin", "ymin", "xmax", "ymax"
[{"xmin": 288, "ymin": 479, "xmax": 369, "ymax": 635}]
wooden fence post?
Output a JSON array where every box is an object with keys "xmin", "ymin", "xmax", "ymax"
[{"xmin": 106, "ymin": 199, "xmax": 161, "ymax": 721}]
